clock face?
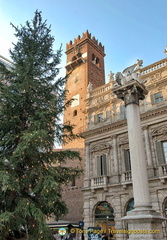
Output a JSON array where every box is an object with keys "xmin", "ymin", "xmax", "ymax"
[{"xmin": 71, "ymin": 94, "xmax": 80, "ymax": 108}]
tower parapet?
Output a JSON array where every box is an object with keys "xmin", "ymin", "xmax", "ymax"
[{"xmin": 66, "ymin": 30, "xmax": 104, "ymax": 53}]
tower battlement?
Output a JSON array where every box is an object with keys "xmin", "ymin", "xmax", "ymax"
[{"xmin": 66, "ymin": 30, "xmax": 104, "ymax": 52}]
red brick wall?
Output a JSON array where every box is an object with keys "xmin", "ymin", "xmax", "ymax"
[{"xmin": 61, "ymin": 148, "xmax": 84, "ymax": 223}]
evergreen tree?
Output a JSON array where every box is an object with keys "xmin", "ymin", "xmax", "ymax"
[{"xmin": 0, "ymin": 10, "xmax": 82, "ymax": 240}]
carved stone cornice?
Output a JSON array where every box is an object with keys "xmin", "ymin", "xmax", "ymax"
[
  {"xmin": 140, "ymin": 105, "xmax": 167, "ymax": 121},
  {"xmin": 113, "ymin": 80, "xmax": 148, "ymax": 106},
  {"xmin": 81, "ymin": 120, "xmax": 127, "ymax": 138},
  {"xmin": 82, "ymin": 105, "xmax": 167, "ymax": 139}
]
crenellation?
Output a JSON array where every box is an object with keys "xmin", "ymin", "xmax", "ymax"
[{"xmin": 66, "ymin": 30, "xmax": 104, "ymax": 52}]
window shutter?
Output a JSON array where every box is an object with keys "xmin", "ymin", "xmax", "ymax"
[
  {"xmin": 102, "ymin": 154, "xmax": 107, "ymax": 175},
  {"xmin": 106, "ymin": 111, "xmax": 111, "ymax": 119},
  {"xmin": 124, "ymin": 150, "xmax": 131, "ymax": 171},
  {"xmin": 94, "ymin": 115, "xmax": 98, "ymax": 124},
  {"xmin": 97, "ymin": 156, "xmax": 101, "ymax": 176},
  {"xmin": 150, "ymin": 94, "xmax": 155, "ymax": 104},
  {"xmin": 120, "ymin": 105, "xmax": 125, "ymax": 120},
  {"xmin": 155, "ymin": 141, "xmax": 165, "ymax": 165}
]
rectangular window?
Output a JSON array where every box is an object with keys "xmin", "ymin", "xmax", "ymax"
[
  {"xmin": 94, "ymin": 113, "xmax": 104, "ymax": 123},
  {"xmin": 156, "ymin": 141, "xmax": 167, "ymax": 164},
  {"xmin": 120, "ymin": 105, "xmax": 126, "ymax": 120},
  {"xmin": 97, "ymin": 154, "xmax": 107, "ymax": 176},
  {"xmin": 162, "ymin": 142, "xmax": 167, "ymax": 163},
  {"xmin": 124, "ymin": 149, "xmax": 131, "ymax": 171},
  {"xmin": 71, "ymin": 178, "xmax": 76, "ymax": 187},
  {"xmin": 151, "ymin": 92, "xmax": 164, "ymax": 104}
]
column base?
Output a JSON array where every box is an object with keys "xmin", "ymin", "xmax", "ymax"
[{"xmin": 122, "ymin": 209, "xmax": 165, "ymax": 240}]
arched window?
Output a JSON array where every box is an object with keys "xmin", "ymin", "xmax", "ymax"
[
  {"xmin": 73, "ymin": 110, "xmax": 77, "ymax": 117},
  {"xmin": 94, "ymin": 202, "xmax": 115, "ymax": 235},
  {"xmin": 126, "ymin": 198, "xmax": 134, "ymax": 212},
  {"xmin": 96, "ymin": 57, "xmax": 100, "ymax": 66},
  {"xmin": 92, "ymin": 54, "xmax": 100, "ymax": 67},
  {"xmin": 163, "ymin": 198, "xmax": 167, "ymax": 217},
  {"xmin": 77, "ymin": 52, "xmax": 82, "ymax": 58},
  {"xmin": 72, "ymin": 56, "xmax": 77, "ymax": 61},
  {"xmin": 92, "ymin": 54, "xmax": 95, "ymax": 61}
]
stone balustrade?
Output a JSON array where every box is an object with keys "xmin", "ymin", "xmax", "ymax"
[
  {"xmin": 122, "ymin": 171, "xmax": 132, "ymax": 182},
  {"xmin": 140, "ymin": 59, "xmax": 167, "ymax": 75},
  {"xmin": 89, "ymin": 83, "xmax": 112, "ymax": 98},
  {"xmin": 158, "ymin": 164, "xmax": 167, "ymax": 176},
  {"xmin": 91, "ymin": 176, "xmax": 108, "ymax": 187}
]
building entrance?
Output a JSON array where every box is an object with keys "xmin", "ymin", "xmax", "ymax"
[{"xmin": 94, "ymin": 202, "xmax": 115, "ymax": 239}]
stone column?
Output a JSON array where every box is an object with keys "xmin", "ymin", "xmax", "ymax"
[
  {"xmin": 84, "ymin": 142, "xmax": 90, "ymax": 188},
  {"xmin": 143, "ymin": 125, "xmax": 155, "ymax": 178},
  {"xmin": 111, "ymin": 135, "xmax": 120, "ymax": 184},
  {"xmin": 112, "ymin": 135, "xmax": 119, "ymax": 173},
  {"xmin": 113, "ymin": 80, "xmax": 165, "ymax": 240}
]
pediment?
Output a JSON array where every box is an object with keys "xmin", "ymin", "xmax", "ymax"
[
  {"xmin": 118, "ymin": 135, "xmax": 129, "ymax": 145},
  {"xmin": 152, "ymin": 125, "xmax": 167, "ymax": 136},
  {"xmin": 91, "ymin": 143, "xmax": 111, "ymax": 152}
]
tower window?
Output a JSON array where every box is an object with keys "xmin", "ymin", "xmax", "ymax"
[
  {"xmin": 96, "ymin": 57, "xmax": 100, "ymax": 66},
  {"xmin": 92, "ymin": 54, "xmax": 100, "ymax": 66},
  {"xmin": 71, "ymin": 178, "xmax": 76, "ymax": 187},
  {"xmin": 72, "ymin": 56, "xmax": 77, "ymax": 61},
  {"xmin": 73, "ymin": 110, "xmax": 77, "ymax": 116},
  {"xmin": 92, "ymin": 54, "xmax": 95, "ymax": 62}
]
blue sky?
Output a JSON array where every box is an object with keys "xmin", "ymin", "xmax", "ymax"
[{"xmin": 0, "ymin": 0, "xmax": 167, "ymax": 82}]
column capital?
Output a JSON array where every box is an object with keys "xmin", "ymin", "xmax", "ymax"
[
  {"xmin": 142, "ymin": 124, "xmax": 149, "ymax": 130},
  {"xmin": 113, "ymin": 80, "xmax": 148, "ymax": 106},
  {"xmin": 85, "ymin": 142, "xmax": 90, "ymax": 147},
  {"xmin": 110, "ymin": 134, "xmax": 117, "ymax": 140}
]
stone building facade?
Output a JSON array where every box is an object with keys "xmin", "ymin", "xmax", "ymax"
[{"xmin": 82, "ymin": 57, "xmax": 167, "ymax": 239}]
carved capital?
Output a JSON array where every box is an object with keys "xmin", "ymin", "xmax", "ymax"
[
  {"xmin": 142, "ymin": 125, "xmax": 149, "ymax": 130},
  {"xmin": 111, "ymin": 134, "xmax": 117, "ymax": 140},
  {"xmin": 113, "ymin": 80, "xmax": 148, "ymax": 106}
]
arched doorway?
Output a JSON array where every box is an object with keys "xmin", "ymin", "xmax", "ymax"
[{"xmin": 94, "ymin": 202, "xmax": 115, "ymax": 237}]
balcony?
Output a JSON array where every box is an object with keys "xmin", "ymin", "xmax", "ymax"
[
  {"xmin": 158, "ymin": 164, "xmax": 167, "ymax": 183},
  {"xmin": 121, "ymin": 171, "xmax": 132, "ymax": 188},
  {"xmin": 91, "ymin": 176, "xmax": 109, "ymax": 191}
]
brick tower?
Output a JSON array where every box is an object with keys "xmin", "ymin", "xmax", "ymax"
[
  {"xmin": 63, "ymin": 30, "xmax": 106, "ymax": 148},
  {"xmin": 61, "ymin": 31, "xmax": 105, "ymax": 224}
]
